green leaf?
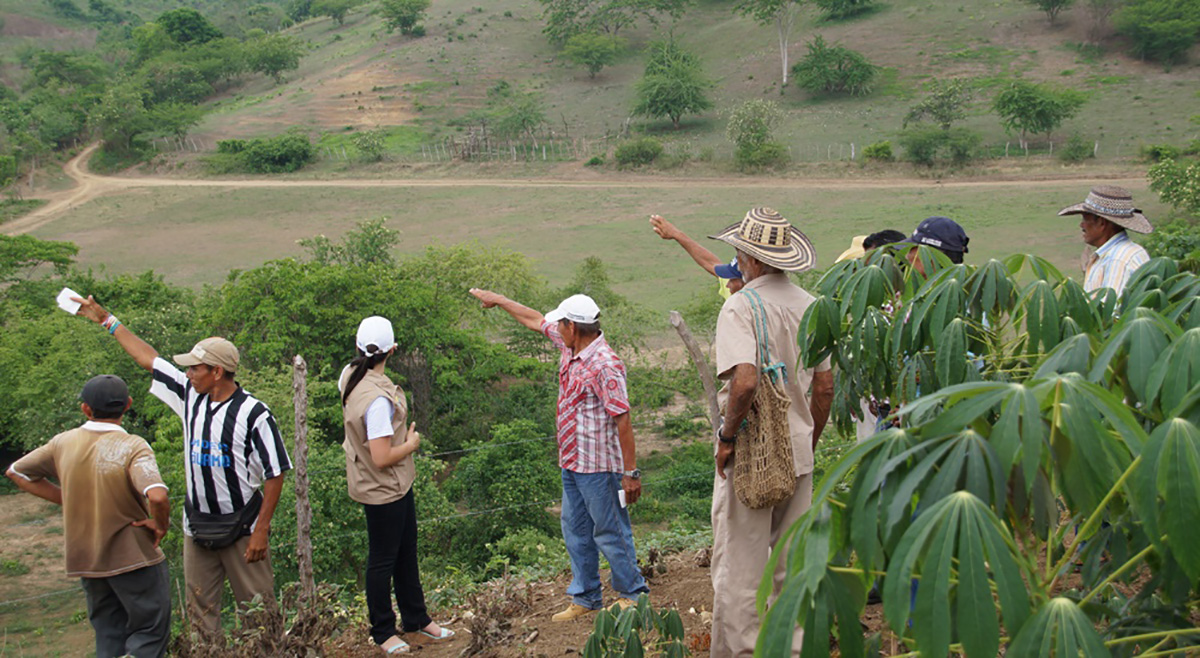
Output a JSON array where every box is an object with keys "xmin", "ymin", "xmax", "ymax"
[
  {"xmin": 799, "ymin": 296, "xmax": 840, "ymax": 368},
  {"xmin": 1158, "ymin": 418, "xmax": 1200, "ymax": 582},
  {"xmin": 1006, "ymin": 598, "xmax": 1111, "ymax": 657},
  {"xmin": 1020, "ymin": 279, "xmax": 1060, "ymax": 355},
  {"xmin": 935, "ymin": 318, "xmax": 969, "ymax": 386},
  {"xmin": 1145, "ymin": 328, "xmax": 1200, "ymax": 416},
  {"xmin": 965, "ymin": 258, "xmax": 1016, "ymax": 317},
  {"xmin": 956, "ymin": 509, "xmax": 1000, "ymax": 658},
  {"xmin": 1034, "ymin": 333, "xmax": 1093, "ymax": 378},
  {"xmin": 884, "ymin": 492, "xmax": 1030, "ymax": 657},
  {"xmin": 757, "ymin": 578, "xmax": 809, "ymax": 658},
  {"xmin": 841, "ymin": 264, "xmax": 893, "ymax": 322},
  {"xmin": 622, "ymin": 630, "xmax": 644, "ymax": 658},
  {"xmin": 1089, "ymin": 308, "xmax": 1180, "ymax": 401}
]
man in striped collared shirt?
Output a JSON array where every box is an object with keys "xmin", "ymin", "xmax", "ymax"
[
  {"xmin": 1059, "ymin": 185, "xmax": 1154, "ymax": 297},
  {"xmin": 469, "ymin": 288, "xmax": 649, "ymax": 622},
  {"xmin": 73, "ymin": 295, "xmax": 291, "ymax": 639}
]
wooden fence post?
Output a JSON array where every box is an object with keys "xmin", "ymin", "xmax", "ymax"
[
  {"xmin": 669, "ymin": 311, "xmax": 720, "ymax": 433},
  {"xmin": 292, "ymin": 355, "xmax": 315, "ymax": 606}
]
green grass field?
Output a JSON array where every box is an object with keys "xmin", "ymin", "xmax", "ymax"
[{"xmin": 32, "ymin": 179, "xmax": 1167, "ymax": 318}]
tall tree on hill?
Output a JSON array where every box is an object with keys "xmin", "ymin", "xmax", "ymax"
[
  {"xmin": 904, "ymin": 79, "xmax": 973, "ymax": 130},
  {"xmin": 539, "ymin": 0, "xmax": 693, "ymax": 46},
  {"xmin": 379, "ymin": 0, "xmax": 430, "ymax": 35},
  {"xmin": 1022, "ymin": 0, "xmax": 1075, "ymax": 25},
  {"xmin": 993, "ymin": 79, "xmax": 1086, "ymax": 148},
  {"xmin": 157, "ymin": 7, "xmax": 223, "ymax": 45},
  {"xmin": 632, "ymin": 39, "xmax": 713, "ymax": 128},
  {"xmin": 735, "ymin": 0, "xmax": 803, "ymax": 86},
  {"xmin": 312, "ymin": 0, "xmax": 360, "ymax": 26}
]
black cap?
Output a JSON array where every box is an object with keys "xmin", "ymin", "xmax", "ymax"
[
  {"xmin": 902, "ymin": 216, "xmax": 970, "ymax": 254},
  {"xmin": 79, "ymin": 375, "xmax": 129, "ymax": 414}
]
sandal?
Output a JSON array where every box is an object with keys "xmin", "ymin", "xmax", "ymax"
[
  {"xmin": 417, "ymin": 624, "xmax": 455, "ymax": 640},
  {"xmin": 381, "ymin": 636, "xmax": 410, "ymax": 654}
]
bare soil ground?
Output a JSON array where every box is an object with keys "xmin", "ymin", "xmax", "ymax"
[{"xmin": 0, "ymin": 495, "xmax": 93, "ymax": 657}]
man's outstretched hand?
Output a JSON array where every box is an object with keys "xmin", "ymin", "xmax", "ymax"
[
  {"xmin": 469, "ymin": 288, "xmax": 503, "ymax": 308},
  {"xmin": 650, "ymin": 215, "xmax": 681, "ymax": 241},
  {"xmin": 72, "ymin": 295, "xmax": 109, "ymax": 324}
]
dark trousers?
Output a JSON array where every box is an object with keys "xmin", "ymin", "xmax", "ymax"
[
  {"xmin": 80, "ymin": 560, "xmax": 171, "ymax": 658},
  {"xmin": 363, "ymin": 490, "xmax": 432, "ymax": 645}
]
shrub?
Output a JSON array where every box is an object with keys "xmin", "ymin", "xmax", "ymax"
[
  {"xmin": 213, "ymin": 131, "xmax": 314, "ymax": 173},
  {"xmin": 561, "ymin": 32, "xmax": 624, "ymax": 79},
  {"xmin": 240, "ymin": 131, "xmax": 315, "ymax": 173},
  {"xmin": 735, "ymin": 141, "xmax": 789, "ymax": 171},
  {"xmin": 614, "ymin": 137, "xmax": 663, "ymax": 167},
  {"xmin": 726, "ymin": 98, "xmax": 785, "ymax": 152},
  {"xmin": 1140, "ymin": 218, "xmax": 1200, "ymax": 271},
  {"xmin": 791, "ymin": 36, "xmax": 879, "ymax": 96},
  {"xmin": 216, "ymin": 138, "xmax": 247, "ymax": 154},
  {"xmin": 1141, "ymin": 143, "xmax": 1182, "ymax": 162},
  {"xmin": 585, "ymin": 155, "xmax": 605, "ymax": 166},
  {"xmin": 863, "ymin": 140, "xmax": 894, "ymax": 162},
  {"xmin": 898, "ymin": 126, "xmax": 945, "ymax": 166},
  {"xmin": 1059, "ymin": 133, "xmax": 1094, "ymax": 162},
  {"xmin": 898, "ymin": 126, "xmax": 982, "ymax": 166},
  {"xmin": 352, "ymin": 129, "xmax": 386, "ymax": 162},
  {"xmin": 1114, "ymin": 0, "xmax": 1200, "ymax": 64},
  {"xmin": 379, "ymin": 0, "xmax": 430, "ymax": 34},
  {"xmin": 1149, "ymin": 157, "xmax": 1200, "ymax": 215},
  {"xmin": 632, "ymin": 40, "xmax": 714, "ymax": 129},
  {"xmin": 945, "ymin": 128, "xmax": 981, "ymax": 165},
  {"xmin": 814, "ymin": 0, "xmax": 877, "ymax": 19}
]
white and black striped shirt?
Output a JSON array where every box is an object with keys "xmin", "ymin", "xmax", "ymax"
[{"xmin": 150, "ymin": 358, "xmax": 291, "ymax": 534}]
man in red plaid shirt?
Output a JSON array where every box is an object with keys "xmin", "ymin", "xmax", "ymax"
[{"xmin": 469, "ymin": 288, "xmax": 649, "ymax": 622}]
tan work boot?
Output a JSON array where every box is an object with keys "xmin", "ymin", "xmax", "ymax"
[
  {"xmin": 615, "ymin": 598, "xmax": 638, "ymax": 611},
  {"xmin": 551, "ymin": 603, "xmax": 596, "ymax": 622}
]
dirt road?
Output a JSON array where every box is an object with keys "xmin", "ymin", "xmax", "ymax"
[{"xmin": 3, "ymin": 144, "xmax": 1146, "ymax": 236}]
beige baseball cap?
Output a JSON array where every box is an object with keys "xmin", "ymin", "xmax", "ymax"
[{"xmin": 173, "ymin": 337, "xmax": 240, "ymax": 373}]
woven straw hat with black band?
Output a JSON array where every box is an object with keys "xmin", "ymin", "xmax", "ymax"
[
  {"xmin": 708, "ymin": 207, "xmax": 817, "ymax": 272},
  {"xmin": 1058, "ymin": 185, "xmax": 1153, "ymax": 234}
]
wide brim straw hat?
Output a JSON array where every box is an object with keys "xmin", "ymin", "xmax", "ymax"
[
  {"xmin": 708, "ymin": 207, "xmax": 817, "ymax": 272},
  {"xmin": 1058, "ymin": 185, "xmax": 1153, "ymax": 234},
  {"xmin": 836, "ymin": 235, "xmax": 868, "ymax": 263}
]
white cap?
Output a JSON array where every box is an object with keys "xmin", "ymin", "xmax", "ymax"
[
  {"xmin": 545, "ymin": 294, "xmax": 601, "ymax": 324},
  {"xmin": 356, "ymin": 316, "xmax": 395, "ymax": 356}
]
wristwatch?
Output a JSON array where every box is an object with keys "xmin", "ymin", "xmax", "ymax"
[{"xmin": 623, "ymin": 468, "xmax": 641, "ymax": 479}]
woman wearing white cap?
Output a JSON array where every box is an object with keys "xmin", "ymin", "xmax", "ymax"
[{"xmin": 340, "ymin": 316, "xmax": 453, "ymax": 654}]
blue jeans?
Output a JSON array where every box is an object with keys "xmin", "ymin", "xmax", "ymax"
[{"xmin": 561, "ymin": 469, "xmax": 650, "ymax": 609}]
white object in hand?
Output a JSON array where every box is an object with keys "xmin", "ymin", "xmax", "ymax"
[
  {"xmin": 618, "ymin": 489, "xmax": 627, "ymax": 508},
  {"xmin": 56, "ymin": 288, "xmax": 82, "ymax": 315}
]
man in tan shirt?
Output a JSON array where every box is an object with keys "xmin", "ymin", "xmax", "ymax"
[
  {"xmin": 707, "ymin": 208, "xmax": 834, "ymax": 657},
  {"xmin": 6, "ymin": 375, "xmax": 171, "ymax": 658}
]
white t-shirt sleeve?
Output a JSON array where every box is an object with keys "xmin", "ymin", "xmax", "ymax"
[
  {"xmin": 364, "ymin": 396, "xmax": 394, "ymax": 441},
  {"xmin": 149, "ymin": 357, "xmax": 188, "ymax": 418}
]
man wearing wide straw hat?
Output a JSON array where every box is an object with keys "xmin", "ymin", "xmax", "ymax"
[
  {"xmin": 707, "ymin": 208, "xmax": 834, "ymax": 657},
  {"xmin": 1058, "ymin": 185, "xmax": 1153, "ymax": 296}
]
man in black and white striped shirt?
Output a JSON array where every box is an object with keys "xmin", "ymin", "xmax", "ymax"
[{"xmin": 73, "ymin": 294, "xmax": 291, "ymax": 638}]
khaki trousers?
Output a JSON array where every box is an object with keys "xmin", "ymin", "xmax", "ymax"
[
  {"xmin": 183, "ymin": 535, "xmax": 276, "ymax": 637},
  {"xmin": 710, "ymin": 470, "xmax": 813, "ymax": 658}
]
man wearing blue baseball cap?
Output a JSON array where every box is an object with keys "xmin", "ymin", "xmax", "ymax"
[
  {"xmin": 901, "ymin": 216, "xmax": 970, "ymax": 275},
  {"xmin": 650, "ymin": 214, "xmax": 744, "ymax": 296}
]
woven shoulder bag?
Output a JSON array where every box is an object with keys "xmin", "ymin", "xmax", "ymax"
[{"xmin": 729, "ymin": 288, "xmax": 796, "ymax": 509}]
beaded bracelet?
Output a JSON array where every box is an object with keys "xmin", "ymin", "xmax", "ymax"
[{"xmin": 108, "ymin": 320, "xmax": 122, "ymax": 335}]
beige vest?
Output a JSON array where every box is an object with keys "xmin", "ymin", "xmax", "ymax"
[{"xmin": 341, "ymin": 368, "xmax": 414, "ymax": 505}]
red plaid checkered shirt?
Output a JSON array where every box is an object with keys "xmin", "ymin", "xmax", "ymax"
[{"xmin": 542, "ymin": 320, "xmax": 630, "ymax": 473}]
